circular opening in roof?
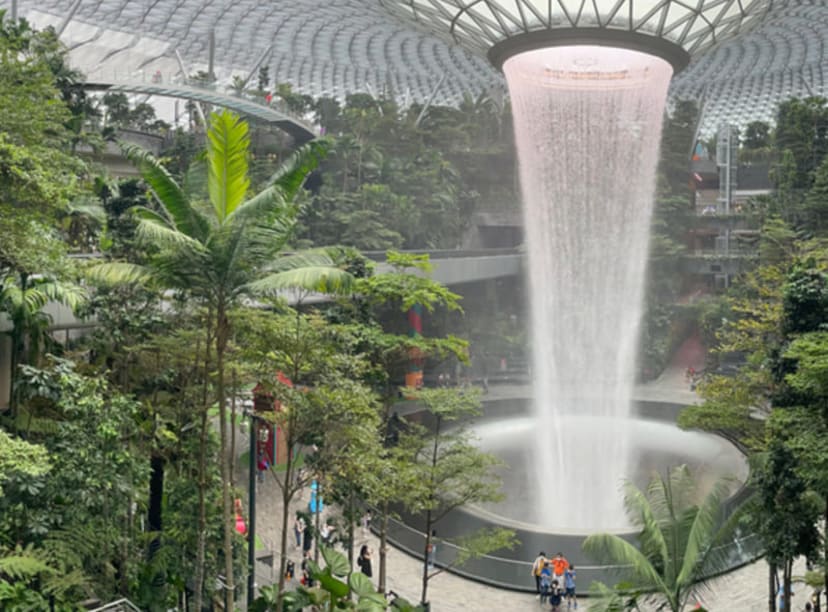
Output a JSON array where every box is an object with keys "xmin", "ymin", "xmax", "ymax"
[
  {"xmin": 505, "ymin": 45, "xmax": 674, "ymax": 91},
  {"xmin": 487, "ymin": 28, "xmax": 691, "ymax": 73}
]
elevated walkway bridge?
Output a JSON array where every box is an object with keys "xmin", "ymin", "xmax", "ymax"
[
  {"xmin": 82, "ymin": 69, "xmax": 317, "ymax": 143},
  {"xmin": 1, "ymin": 245, "xmax": 758, "ymax": 338},
  {"xmin": 0, "ymin": 249, "xmax": 523, "ymax": 337}
]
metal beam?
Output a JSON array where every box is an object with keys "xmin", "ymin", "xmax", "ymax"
[
  {"xmin": 799, "ymin": 70, "xmax": 816, "ymax": 97},
  {"xmin": 415, "ymin": 74, "xmax": 446, "ymax": 127},
  {"xmin": 175, "ymin": 49, "xmax": 207, "ymax": 125},
  {"xmin": 57, "ymin": 0, "xmax": 84, "ymax": 36},
  {"xmin": 208, "ymin": 29, "xmax": 216, "ymax": 80},
  {"xmin": 240, "ymin": 44, "xmax": 275, "ymax": 91}
]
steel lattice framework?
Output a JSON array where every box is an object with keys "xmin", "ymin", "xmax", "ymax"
[
  {"xmin": 1, "ymin": 0, "xmax": 827, "ymax": 133},
  {"xmin": 378, "ymin": 0, "xmax": 770, "ymax": 64}
]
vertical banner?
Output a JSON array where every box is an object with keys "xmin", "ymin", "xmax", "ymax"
[{"xmin": 405, "ymin": 304, "xmax": 424, "ymax": 389}]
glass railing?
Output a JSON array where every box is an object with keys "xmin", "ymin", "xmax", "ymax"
[
  {"xmin": 384, "ymin": 516, "xmax": 764, "ymax": 593},
  {"xmin": 361, "ymin": 248, "xmax": 522, "ymax": 262}
]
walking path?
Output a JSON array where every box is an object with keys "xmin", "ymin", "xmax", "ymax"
[{"xmin": 240, "ymin": 362, "xmax": 819, "ymax": 611}]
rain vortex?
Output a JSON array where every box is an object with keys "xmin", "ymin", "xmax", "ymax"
[{"xmin": 503, "ymin": 46, "xmax": 673, "ymax": 531}]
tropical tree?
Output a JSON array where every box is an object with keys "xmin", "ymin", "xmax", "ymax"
[
  {"xmin": 89, "ymin": 109, "xmax": 351, "ymax": 610},
  {"xmin": 236, "ymin": 305, "xmax": 380, "ymax": 611},
  {"xmin": 0, "ymin": 271, "xmax": 85, "ymax": 417},
  {"xmin": 400, "ymin": 387, "xmax": 516, "ymax": 606},
  {"xmin": 752, "ymin": 440, "xmax": 821, "ymax": 611},
  {"xmin": 744, "ymin": 120, "xmax": 772, "ymax": 151},
  {"xmin": 583, "ymin": 465, "xmax": 745, "ymax": 612},
  {"xmin": 327, "ymin": 251, "xmax": 469, "ymax": 593}
]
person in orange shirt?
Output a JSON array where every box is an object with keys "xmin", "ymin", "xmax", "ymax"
[{"xmin": 551, "ymin": 552, "xmax": 569, "ymax": 586}]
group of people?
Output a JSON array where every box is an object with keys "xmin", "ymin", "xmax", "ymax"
[
  {"xmin": 291, "ymin": 511, "xmax": 374, "ymax": 586},
  {"xmin": 531, "ymin": 552, "xmax": 577, "ymax": 610}
]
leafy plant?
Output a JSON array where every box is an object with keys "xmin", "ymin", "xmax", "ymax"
[
  {"xmin": 254, "ymin": 546, "xmax": 395, "ymax": 612},
  {"xmin": 584, "ymin": 465, "xmax": 746, "ymax": 612}
]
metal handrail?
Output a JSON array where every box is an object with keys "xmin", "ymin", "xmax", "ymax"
[
  {"xmin": 89, "ymin": 598, "xmax": 143, "ymax": 612},
  {"xmin": 383, "ymin": 515, "xmax": 764, "ymax": 592}
]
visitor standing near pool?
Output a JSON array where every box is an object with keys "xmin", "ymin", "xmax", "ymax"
[
  {"xmin": 551, "ymin": 552, "xmax": 569, "ymax": 587},
  {"xmin": 564, "ymin": 564, "xmax": 577, "ymax": 609},
  {"xmin": 531, "ymin": 551, "xmax": 548, "ymax": 594}
]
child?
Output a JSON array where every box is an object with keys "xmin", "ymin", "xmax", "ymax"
[
  {"xmin": 548, "ymin": 579, "xmax": 563, "ymax": 611},
  {"xmin": 564, "ymin": 564, "xmax": 577, "ymax": 609},
  {"xmin": 539, "ymin": 562, "xmax": 552, "ymax": 603}
]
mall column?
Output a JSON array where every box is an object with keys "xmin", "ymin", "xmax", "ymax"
[{"xmin": 405, "ymin": 304, "xmax": 424, "ymax": 389}]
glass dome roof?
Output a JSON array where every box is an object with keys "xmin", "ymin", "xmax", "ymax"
[
  {"xmin": 378, "ymin": 0, "xmax": 772, "ymax": 67},
  {"xmin": 2, "ymin": 0, "xmax": 826, "ymax": 134}
]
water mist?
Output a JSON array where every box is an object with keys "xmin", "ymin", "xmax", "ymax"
[{"xmin": 502, "ymin": 46, "xmax": 673, "ymax": 531}]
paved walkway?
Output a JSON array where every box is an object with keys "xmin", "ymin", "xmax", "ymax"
[
  {"xmin": 252, "ymin": 482, "xmax": 815, "ymax": 611},
  {"xmin": 240, "ymin": 366, "xmax": 820, "ymax": 611}
]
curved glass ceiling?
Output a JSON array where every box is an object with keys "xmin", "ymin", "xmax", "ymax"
[
  {"xmin": 1, "ymin": 0, "xmax": 826, "ymax": 134},
  {"xmin": 378, "ymin": 0, "xmax": 770, "ymax": 58}
]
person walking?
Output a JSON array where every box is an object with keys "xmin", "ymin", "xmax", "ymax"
[
  {"xmin": 360, "ymin": 510, "xmax": 372, "ymax": 537},
  {"xmin": 531, "ymin": 551, "xmax": 547, "ymax": 594},
  {"xmin": 357, "ymin": 545, "xmax": 373, "ymax": 578},
  {"xmin": 564, "ymin": 564, "xmax": 577, "ymax": 609},
  {"xmin": 293, "ymin": 513, "xmax": 305, "ymax": 549}
]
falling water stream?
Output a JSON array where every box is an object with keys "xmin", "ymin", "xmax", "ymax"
[{"xmin": 502, "ymin": 47, "xmax": 674, "ymax": 531}]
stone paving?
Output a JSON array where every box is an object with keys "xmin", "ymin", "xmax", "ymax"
[
  {"xmin": 242, "ymin": 370, "xmax": 822, "ymax": 611},
  {"xmin": 254, "ymin": 485, "xmax": 817, "ymax": 612}
]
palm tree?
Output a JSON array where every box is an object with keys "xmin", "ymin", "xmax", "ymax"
[
  {"xmin": 90, "ymin": 109, "xmax": 352, "ymax": 611},
  {"xmin": 583, "ymin": 465, "xmax": 745, "ymax": 612},
  {"xmin": 0, "ymin": 272, "xmax": 85, "ymax": 419}
]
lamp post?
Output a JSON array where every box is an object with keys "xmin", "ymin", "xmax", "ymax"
[
  {"xmin": 245, "ymin": 402, "xmax": 267, "ymax": 609},
  {"xmin": 247, "ymin": 410, "xmax": 257, "ymax": 609}
]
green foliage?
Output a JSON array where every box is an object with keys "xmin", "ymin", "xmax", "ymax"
[
  {"xmin": 753, "ymin": 441, "xmax": 820, "ymax": 566},
  {"xmin": 583, "ymin": 466, "xmax": 745, "ymax": 612},
  {"xmin": 0, "ymin": 15, "xmax": 86, "ymax": 222},
  {"xmin": 781, "ymin": 263, "xmax": 828, "ymax": 336},
  {"xmin": 804, "ymin": 155, "xmax": 828, "ymax": 235},
  {"xmin": 744, "ymin": 121, "xmax": 772, "ymax": 151},
  {"xmin": 398, "ymin": 387, "xmax": 515, "ymax": 602},
  {"xmin": 0, "ymin": 430, "xmax": 49, "ymax": 497},
  {"xmin": 774, "ymin": 97, "xmax": 828, "ymax": 192},
  {"xmin": 659, "ymin": 100, "xmax": 698, "ymax": 196},
  {"xmin": 0, "ymin": 359, "xmax": 150, "ymax": 606},
  {"xmin": 297, "ymin": 92, "xmax": 515, "ymax": 250},
  {"xmin": 261, "ymin": 546, "xmax": 391, "ymax": 612}
]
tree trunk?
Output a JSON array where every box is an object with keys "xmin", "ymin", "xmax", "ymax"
[
  {"xmin": 193, "ymin": 405, "xmax": 209, "ymax": 612},
  {"xmin": 421, "ymin": 510, "xmax": 432, "ymax": 606},
  {"xmin": 216, "ymin": 305, "xmax": 235, "ymax": 612},
  {"xmin": 147, "ymin": 455, "xmax": 166, "ymax": 593},
  {"xmin": 314, "ymin": 482, "xmax": 322, "ymax": 564},
  {"xmin": 276, "ymin": 437, "xmax": 295, "ymax": 612},
  {"xmin": 769, "ymin": 562, "xmax": 777, "ymax": 612},
  {"xmin": 378, "ymin": 502, "xmax": 389, "ymax": 594},
  {"xmin": 147, "ymin": 455, "xmax": 165, "ymax": 558},
  {"xmin": 421, "ymin": 414, "xmax": 441, "ymax": 606},
  {"xmin": 229, "ymin": 369, "xmax": 237, "ymax": 489},
  {"xmin": 784, "ymin": 559, "xmax": 793, "ymax": 612},
  {"xmin": 347, "ymin": 491, "xmax": 355, "ymax": 568},
  {"xmin": 193, "ymin": 334, "xmax": 210, "ymax": 612},
  {"xmin": 8, "ymin": 325, "xmax": 20, "ymax": 424},
  {"xmin": 824, "ymin": 503, "xmax": 828, "ymax": 610}
]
